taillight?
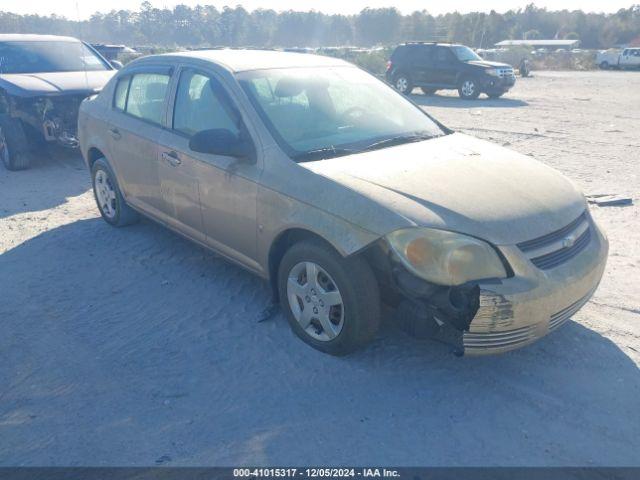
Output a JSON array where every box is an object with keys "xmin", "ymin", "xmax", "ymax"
[{"xmin": 386, "ymin": 61, "xmax": 393, "ymax": 71}]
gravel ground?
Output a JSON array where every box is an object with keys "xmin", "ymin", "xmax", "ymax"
[{"xmin": 1, "ymin": 70, "xmax": 638, "ymax": 466}]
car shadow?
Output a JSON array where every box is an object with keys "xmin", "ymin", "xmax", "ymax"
[
  {"xmin": 410, "ymin": 92, "xmax": 529, "ymax": 109},
  {"xmin": 1, "ymin": 217, "xmax": 638, "ymax": 466},
  {"xmin": 0, "ymin": 147, "xmax": 88, "ymax": 219}
]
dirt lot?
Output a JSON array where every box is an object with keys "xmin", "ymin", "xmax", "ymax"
[{"xmin": 1, "ymin": 70, "xmax": 638, "ymax": 466}]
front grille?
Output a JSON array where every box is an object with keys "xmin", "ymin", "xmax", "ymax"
[
  {"xmin": 517, "ymin": 211, "xmax": 592, "ymax": 270},
  {"xmin": 518, "ymin": 212, "xmax": 587, "ymax": 252},
  {"xmin": 464, "ymin": 324, "xmax": 537, "ymax": 351},
  {"xmin": 549, "ymin": 289, "xmax": 595, "ymax": 332},
  {"xmin": 530, "ymin": 228, "xmax": 591, "ymax": 270},
  {"xmin": 498, "ymin": 68, "xmax": 515, "ymax": 78}
]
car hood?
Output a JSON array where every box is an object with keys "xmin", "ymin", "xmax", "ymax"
[
  {"xmin": 301, "ymin": 133, "xmax": 586, "ymax": 246},
  {"xmin": 466, "ymin": 60, "xmax": 513, "ymax": 69},
  {"xmin": 0, "ymin": 70, "xmax": 115, "ymax": 97}
]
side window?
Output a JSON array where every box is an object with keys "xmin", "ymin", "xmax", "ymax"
[
  {"xmin": 113, "ymin": 76, "xmax": 130, "ymax": 111},
  {"xmin": 173, "ymin": 70, "xmax": 240, "ymax": 137},
  {"xmin": 435, "ymin": 47, "xmax": 449, "ymax": 63},
  {"xmin": 416, "ymin": 45, "xmax": 432, "ymax": 64},
  {"xmin": 125, "ymin": 73, "xmax": 171, "ymax": 125}
]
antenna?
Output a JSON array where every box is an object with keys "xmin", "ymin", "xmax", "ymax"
[{"xmin": 76, "ymin": 1, "xmax": 90, "ymax": 90}]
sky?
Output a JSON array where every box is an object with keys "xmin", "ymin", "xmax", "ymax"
[{"xmin": 1, "ymin": 0, "xmax": 633, "ymax": 19}]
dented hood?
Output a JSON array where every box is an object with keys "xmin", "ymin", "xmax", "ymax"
[
  {"xmin": 0, "ymin": 70, "xmax": 115, "ymax": 97},
  {"xmin": 302, "ymin": 133, "xmax": 586, "ymax": 246}
]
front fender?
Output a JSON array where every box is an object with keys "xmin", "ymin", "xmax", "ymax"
[{"xmin": 257, "ymin": 185, "xmax": 382, "ymax": 277}]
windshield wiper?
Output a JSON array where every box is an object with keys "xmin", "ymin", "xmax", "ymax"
[
  {"xmin": 292, "ymin": 146, "xmax": 356, "ymax": 162},
  {"xmin": 361, "ymin": 134, "xmax": 434, "ymax": 152}
]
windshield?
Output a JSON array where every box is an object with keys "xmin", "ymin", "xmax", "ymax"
[
  {"xmin": 0, "ymin": 41, "xmax": 110, "ymax": 74},
  {"xmin": 238, "ymin": 66, "xmax": 445, "ymax": 161},
  {"xmin": 452, "ymin": 46, "xmax": 482, "ymax": 62}
]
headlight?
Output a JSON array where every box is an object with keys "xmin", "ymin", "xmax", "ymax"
[
  {"xmin": 486, "ymin": 68, "xmax": 501, "ymax": 77},
  {"xmin": 386, "ymin": 228, "xmax": 507, "ymax": 286}
]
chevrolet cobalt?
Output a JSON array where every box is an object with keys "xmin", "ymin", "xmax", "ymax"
[{"xmin": 78, "ymin": 50, "xmax": 608, "ymax": 356}]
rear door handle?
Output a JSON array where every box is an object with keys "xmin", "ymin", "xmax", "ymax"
[
  {"xmin": 162, "ymin": 151, "xmax": 182, "ymax": 166},
  {"xmin": 109, "ymin": 128, "xmax": 121, "ymax": 140}
]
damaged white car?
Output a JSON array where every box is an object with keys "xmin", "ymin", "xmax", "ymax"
[{"xmin": 78, "ymin": 50, "xmax": 608, "ymax": 356}]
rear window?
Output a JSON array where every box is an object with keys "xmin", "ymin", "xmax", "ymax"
[{"xmin": 391, "ymin": 46, "xmax": 407, "ymax": 61}]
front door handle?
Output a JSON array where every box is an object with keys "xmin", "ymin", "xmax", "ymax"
[
  {"xmin": 109, "ymin": 128, "xmax": 121, "ymax": 140},
  {"xmin": 162, "ymin": 151, "xmax": 182, "ymax": 166}
]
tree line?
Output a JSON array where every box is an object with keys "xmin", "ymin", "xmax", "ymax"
[{"xmin": 0, "ymin": 2, "xmax": 639, "ymax": 49}]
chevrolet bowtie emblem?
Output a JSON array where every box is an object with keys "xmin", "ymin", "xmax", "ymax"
[{"xmin": 562, "ymin": 234, "xmax": 577, "ymax": 248}]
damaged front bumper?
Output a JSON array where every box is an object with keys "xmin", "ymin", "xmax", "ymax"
[
  {"xmin": 388, "ymin": 213, "xmax": 608, "ymax": 356},
  {"xmin": 43, "ymin": 117, "xmax": 79, "ymax": 148},
  {"xmin": 464, "ymin": 219, "xmax": 608, "ymax": 355},
  {"xmin": 4, "ymin": 93, "xmax": 87, "ymax": 148}
]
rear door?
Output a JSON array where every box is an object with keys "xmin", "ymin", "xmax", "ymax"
[
  {"xmin": 107, "ymin": 66, "xmax": 173, "ymax": 221},
  {"xmin": 408, "ymin": 44, "xmax": 433, "ymax": 85},
  {"xmin": 430, "ymin": 46, "xmax": 458, "ymax": 87}
]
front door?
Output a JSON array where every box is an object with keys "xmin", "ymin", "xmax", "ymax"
[
  {"xmin": 158, "ymin": 67, "xmax": 261, "ymax": 269},
  {"xmin": 629, "ymin": 49, "xmax": 640, "ymax": 67}
]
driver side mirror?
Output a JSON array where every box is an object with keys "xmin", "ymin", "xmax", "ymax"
[
  {"xmin": 189, "ymin": 129, "xmax": 254, "ymax": 162},
  {"xmin": 110, "ymin": 60, "xmax": 124, "ymax": 70}
]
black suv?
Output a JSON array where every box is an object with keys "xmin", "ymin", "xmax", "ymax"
[{"xmin": 386, "ymin": 42, "xmax": 516, "ymax": 99}]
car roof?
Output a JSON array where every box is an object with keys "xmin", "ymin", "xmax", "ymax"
[
  {"xmin": 398, "ymin": 42, "xmax": 462, "ymax": 48},
  {"xmin": 156, "ymin": 49, "xmax": 351, "ymax": 72},
  {"xmin": 0, "ymin": 34, "xmax": 81, "ymax": 43}
]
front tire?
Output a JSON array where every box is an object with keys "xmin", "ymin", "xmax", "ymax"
[
  {"xmin": 421, "ymin": 87, "xmax": 437, "ymax": 95},
  {"xmin": 91, "ymin": 158, "xmax": 139, "ymax": 227},
  {"xmin": 0, "ymin": 115, "xmax": 31, "ymax": 171},
  {"xmin": 458, "ymin": 77, "xmax": 480, "ymax": 100},
  {"xmin": 393, "ymin": 73, "xmax": 413, "ymax": 95},
  {"xmin": 278, "ymin": 240, "xmax": 381, "ymax": 355},
  {"xmin": 487, "ymin": 92, "xmax": 505, "ymax": 99}
]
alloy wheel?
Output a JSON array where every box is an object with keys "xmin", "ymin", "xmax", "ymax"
[
  {"xmin": 286, "ymin": 261, "xmax": 345, "ymax": 341},
  {"xmin": 461, "ymin": 80, "xmax": 476, "ymax": 97},
  {"xmin": 395, "ymin": 77, "xmax": 408, "ymax": 93}
]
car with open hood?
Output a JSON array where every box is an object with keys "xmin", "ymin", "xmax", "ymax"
[
  {"xmin": 78, "ymin": 49, "xmax": 608, "ymax": 356},
  {"xmin": 0, "ymin": 34, "xmax": 116, "ymax": 170}
]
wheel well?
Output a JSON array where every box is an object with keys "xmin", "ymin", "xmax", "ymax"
[
  {"xmin": 393, "ymin": 70, "xmax": 409, "ymax": 80},
  {"xmin": 267, "ymin": 228, "xmax": 341, "ymax": 301},
  {"xmin": 87, "ymin": 147, "xmax": 105, "ymax": 168}
]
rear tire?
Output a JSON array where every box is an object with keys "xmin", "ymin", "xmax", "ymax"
[
  {"xmin": 599, "ymin": 61, "xmax": 609, "ymax": 70},
  {"xmin": 393, "ymin": 73, "xmax": 413, "ymax": 95},
  {"xmin": 278, "ymin": 240, "xmax": 381, "ymax": 356},
  {"xmin": 91, "ymin": 158, "xmax": 139, "ymax": 227},
  {"xmin": 487, "ymin": 92, "xmax": 505, "ymax": 99},
  {"xmin": 0, "ymin": 115, "xmax": 31, "ymax": 171},
  {"xmin": 458, "ymin": 77, "xmax": 480, "ymax": 100}
]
